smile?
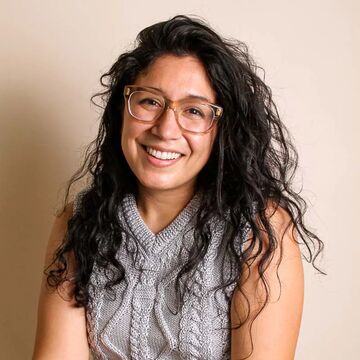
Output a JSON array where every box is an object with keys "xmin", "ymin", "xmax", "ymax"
[{"xmin": 145, "ymin": 146, "xmax": 182, "ymax": 160}]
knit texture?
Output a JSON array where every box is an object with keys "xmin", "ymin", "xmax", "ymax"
[{"xmin": 75, "ymin": 191, "xmax": 252, "ymax": 360}]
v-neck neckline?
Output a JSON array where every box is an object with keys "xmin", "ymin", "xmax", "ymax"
[{"xmin": 121, "ymin": 191, "xmax": 201, "ymax": 255}]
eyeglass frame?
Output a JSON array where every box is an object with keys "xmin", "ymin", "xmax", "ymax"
[{"xmin": 123, "ymin": 85, "xmax": 223, "ymax": 135}]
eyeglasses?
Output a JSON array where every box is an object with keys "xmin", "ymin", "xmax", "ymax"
[{"xmin": 123, "ymin": 85, "xmax": 223, "ymax": 134}]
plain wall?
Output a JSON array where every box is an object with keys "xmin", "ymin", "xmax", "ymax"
[{"xmin": 0, "ymin": 1, "xmax": 358, "ymax": 359}]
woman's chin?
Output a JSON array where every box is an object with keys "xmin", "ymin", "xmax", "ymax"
[
  {"xmin": 137, "ymin": 176, "xmax": 194, "ymax": 193},
  {"xmin": 139, "ymin": 180, "xmax": 180, "ymax": 192}
]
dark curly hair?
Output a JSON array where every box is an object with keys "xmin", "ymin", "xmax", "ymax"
[{"xmin": 46, "ymin": 14, "xmax": 325, "ymax": 358}]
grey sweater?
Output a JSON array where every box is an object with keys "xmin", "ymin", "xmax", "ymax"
[{"xmin": 78, "ymin": 191, "xmax": 251, "ymax": 360}]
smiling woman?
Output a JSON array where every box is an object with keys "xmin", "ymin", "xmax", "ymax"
[
  {"xmin": 121, "ymin": 55, "xmax": 218, "ymax": 197},
  {"xmin": 32, "ymin": 15, "xmax": 324, "ymax": 360}
]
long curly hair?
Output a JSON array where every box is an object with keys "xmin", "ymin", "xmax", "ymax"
[{"xmin": 46, "ymin": 14, "xmax": 325, "ymax": 357}]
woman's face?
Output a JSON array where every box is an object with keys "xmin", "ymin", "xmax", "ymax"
[{"xmin": 121, "ymin": 54, "xmax": 218, "ymax": 194}]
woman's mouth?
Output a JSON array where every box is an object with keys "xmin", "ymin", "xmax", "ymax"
[{"xmin": 145, "ymin": 146, "xmax": 182, "ymax": 160}]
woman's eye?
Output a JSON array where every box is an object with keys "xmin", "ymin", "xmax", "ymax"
[
  {"xmin": 186, "ymin": 107, "xmax": 205, "ymax": 117},
  {"xmin": 140, "ymin": 98, "xmax": 161, "ymax": 107}
]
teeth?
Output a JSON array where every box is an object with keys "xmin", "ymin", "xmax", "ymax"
[{"xmin": 146, "ymin": 146, "xmax": 181, "ymax": 160}]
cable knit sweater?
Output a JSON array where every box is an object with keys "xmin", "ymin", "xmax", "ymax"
[{"xmin": 76, "ymin": 191, "xmax": 251, "ymax": 360}]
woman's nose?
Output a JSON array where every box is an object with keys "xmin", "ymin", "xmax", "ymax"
[{"xmin": 150, "ymin": 107, "xmax": 183, "ymax": 140}]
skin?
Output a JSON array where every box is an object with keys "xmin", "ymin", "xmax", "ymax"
[
  {"xmin": 32, "ymin": 203, "xmax": 89, "ymax": 360},
  {"xmin": 121, "ymin": 54, "xmax": 218, "ymax": 233},
  {"xmin": 32, "ymin": 54, "xmax": 304, "ymax": 359},
  {"xmin": 231, "ymin": 204, "xmax": 304, "ymax": 359}
]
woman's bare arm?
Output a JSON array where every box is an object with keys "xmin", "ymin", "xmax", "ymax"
[
  {"xmin": 231, "ymin": 204, "xmax": 304, "ymax": 360},
  {"xmin": 32, "ymin": 203, "xmax": 90, "ymax": 360}
]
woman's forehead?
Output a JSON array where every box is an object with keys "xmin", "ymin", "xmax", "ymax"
[{"xmin": 134, "ymin": 54, "xmax": 216, "ymax": 103}]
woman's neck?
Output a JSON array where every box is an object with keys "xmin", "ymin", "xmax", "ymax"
[{"xmin": 136, "ymin": 184, "xmax": 196, "ymax": 234}]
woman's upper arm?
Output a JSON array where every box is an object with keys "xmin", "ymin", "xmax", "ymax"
[
  {"xmin": 231, "ymin": 205, "xmax": 304, "ymax": 360},
  {"xmin": 32, "ymin": 202, "xmax": 90, "ymax": 360}
]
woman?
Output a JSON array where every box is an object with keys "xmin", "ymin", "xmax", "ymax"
[{"xmin": 33, "ymin": 15, "xmax": 324, "ymax": 360}]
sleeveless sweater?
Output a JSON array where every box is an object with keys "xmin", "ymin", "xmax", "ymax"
[{"xmin": 77, "ymin": 191, "xmax": 252, "ymax": 360}]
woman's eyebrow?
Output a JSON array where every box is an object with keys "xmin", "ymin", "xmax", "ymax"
[{"xmin": 145, "ymin": 85, "xmax": 212, "ymax": 102}]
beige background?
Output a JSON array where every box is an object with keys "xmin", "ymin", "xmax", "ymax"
[{"xmin": 0, "ymin": 1, "xmax": 358, "ymax": 359}]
